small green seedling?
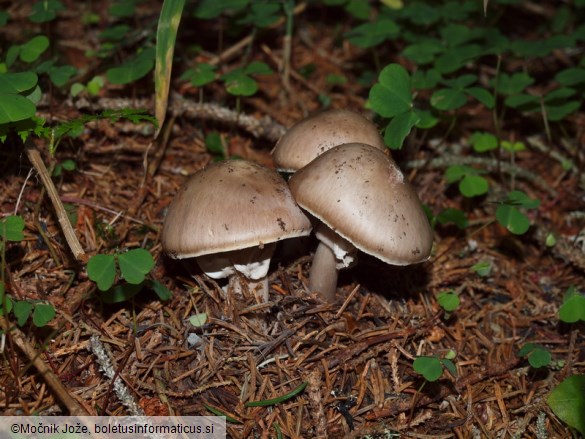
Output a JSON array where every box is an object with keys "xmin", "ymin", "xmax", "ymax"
[
  {"xmin": 204, "ymin": 132, "xmax": 227, "ymax": 160},
  {"xmin": 52, "ymin": 159, "xmax": 76, "ymax": 177},
  {"xmin": 558, "ymin": 286, "xmax": 585, "ymax": 323},
  {"xmin": 547, "ymin": 375, "xmax": 585, "ymax": 437},
  {"xmin": 368, "ymin": 63, "xmax": 434, "ymax": 149},
  {"xmin": 518, "ymin": 343, "xmax": 551, "ymax": 368},
  {"xmin": 0, "ymin": 215, "xmax": 25, "ymax": 242},
  {"xmin": 107, "ymin": 47, "xmax": 156, "ymax": 85},
  {"xmin": 1, "ymin": 282, "xmax": 55, "ymax": 328},
  {"xmin": 436, "ymin": 207, "xmax": 468, "ymax": 230},
  {"xmin": 444, "ymin": 165, "xmax": 489, "ymax": 197},
  {"xmin": 437, "ymin": 290, "xmax": 460, "ymax": 312},
  {"xmin": 221, "ymin": 61, "xmax": 272, "ymax": 97},
  {"xmin": 469, "ymin": 132, "xmax": 498, "ymax": 153},
  {"xmin": 471, "ymin": 261, "xmax": 492, "ymax": 277},
  {"xmin": 495, "ymin": 190, "xmax": 540, "ymax": 235},
  {"xmin": 189, "ymin": 313, "xmax": 208, "ymax": 327},
  {"xmin": 181, "ymin": 63, "xmax": 216, "ymax": 87},
  {"xmin": 413, "ymin": 351, "xmax": 457, "ymax": 382},
  {"xmin": 29, "ymin": 0, "xmax": 64, "ymax": 23},
  {"xmin": 430, "ymin": 74, "xmax": 494, "ymax": 111},
  {"xmin": 87, "ymin": 248, "xmax": 171, "ymax": 303}
]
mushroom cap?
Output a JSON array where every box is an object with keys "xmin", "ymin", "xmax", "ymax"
[
  {"xmin": 161, "ymin": 159, "xmax": 312, "ymax": 259},
  {"xmin": 271, "ymin": 109, "xmax": 386, "ymax": 172},
  {"xmin": 288, "ymin": 143, "xmax": 433, "ymax": 265}
]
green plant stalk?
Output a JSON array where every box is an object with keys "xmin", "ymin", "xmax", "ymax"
[
  {"xmin": 540, "ymin": 95, "xmax": 552, "ymax": 145},
  {"xmin": 282, "ymin": 0, "xmax": 295, "ymax": 92},
  {"xmin": 492, "ymin": 55, "xmax": 503, "ymax": 180},
  {"xmin": 244, "ymin": 381, "xmax": 308, "ymax": 407}
]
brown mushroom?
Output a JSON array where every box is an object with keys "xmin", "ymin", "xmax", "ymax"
[
  {"xmin": 161, "ymin": 159, "xmax": 312, "ymax": 302},
  {"xmin": 272, "ymin": 108, "xmax": 386, "ymax": 172},
  {"xmin": 288, "ymin": 143, "xmax": 433, "ymax": 301}
]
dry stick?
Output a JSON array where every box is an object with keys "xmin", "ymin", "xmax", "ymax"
[
  {"xmin": 0, "ymin": 316, "xmax": 88, "ymax": 415},
  {"xmin": 24, "ymin": 139, "xmax": 86, "ymax": 262},
  {"xmin": 69, "ymin": 97, "xmax": 287, "ymax": 143},
  {"xmin": 89, "ymin": 335, "xmax": 145, "ymax": 416},
  {"xmin": 403, "ymin": 154, "xmax": 556, "ymax": 196}
]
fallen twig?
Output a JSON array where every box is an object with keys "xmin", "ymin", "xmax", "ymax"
[
  {"xmin": 0, "ymin": 316, "xmax": 88, "ymax": 415},
  {"xmin": 25, "ymin": 139, "xmax": 86, "ymax": 262}
]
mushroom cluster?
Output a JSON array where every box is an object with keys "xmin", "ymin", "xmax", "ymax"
[
  {"xmin": 272, "ymin": 109, "xmax": 433, "ymax": 302},
  {"xmin": 161, "ymin": 109, "xmax": 433, "ymax": 305}
]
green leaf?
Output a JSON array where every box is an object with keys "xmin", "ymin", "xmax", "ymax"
[
  {"xmin": 29, "ymin": 0, "xmax": 64, "ymax": 23},
  {"xmin": 504, "ymin": 190, "xmax": 540, "ymax": 209},
  {"xmin": 32, "ymin": 303, "xmax": 56, "ymax": 327},
  {"xmin": 436, "ymin": 208, "xmax": 468, "ymax": 229},
  {"xmin": 0, "ymin": 72, "xmax": 38, "ymax": 94},
  {"xmin": 48, "ymin": 65, "xmax": 77, "ymax": 87},
  {"xmin": 148, "ymin": 280, "xmax": 172, "ymax": 301},
  {"xmin": 20, "ymin": 35, "xmax": 50, "ymax": 63},
  {"xmin": 223, "ymin": 73, "xmax": 258, "ymax": 96},
  {"xmin": 182, "ymin": 63, "xmax": 216, "ymax": 87},
  {"xmin": 13, "ymin": 300, "xmax": 33, "ymax": 327},
  {"xmin": 470, "ymin": 132, "xmax": 498, "ymax": 152},
  {"xmin": 243, "ymin": 61, "xmax": 272, "ymax": 75},
  {"xmin": 345, "ymin": 19, "xmax": 399, "ymax": 48},
  {"xmin": 501, "ymin": 140, "xmax": 525, "ymax": 152},
  {"xmin": 496, "ymin": 205, "xmax": 530, "ymax": 234},
  {"xmin": 118, "ymin": 248, "xmax": 155, "ymax": 284},
  {"xmin": 555, "ymin": 68, "xmax": 585, "ymax": 86},
  {"xmin": 431, "ymin": 88, "xmax": 467, "ymax": 111},
  {"xmin": 413, "ymin": 356, "xmax": 443, "ymax": 382},
  {"xmin": 558, "ymin": 294, "xmax": 585, "ymax": 323},
  {"xmin": 465, "ymin": 87, "xmax": 495, "ymax": 109},
  {"xmin": 471, "ymin": 261, "xmax": 491, "ymax": 277},
  {"xmin": 205, "ymin": 132, "xmax": 224, "ymax": 155},
  {"xmin": 547, "ymin": 375, "xmax": 585, "ymax": 436},
  {"xmin": 0, "ymin": 11, "xmax": 9, "ymax": 26},
  {"xmin": 492, "ymin": 72, "xmax": 534, "ymax": 95},
  {"xmin": 518, "ymin": 343, "xmax": 551, "ymax": 368},
  {"xmin": 100, "ymin": 283, "xmax": 142, "ymax": 304},
  {"xmin": 368, "ymin": 64, "xmax": 412, "ymax": 118},
  {"xmin": 441, "ymin": 358, "xmax": 457, "ymax": 377},
  {"xmin": 459, "ymin": 174, "xmax": 489, "ymax": 197},
  {"xmin": 437, "ymin": 291, "xmax": 460, "ymax": 312},
  {"xmin": 107, "ymin": 47, "xmax": 156, "ymax": 85},
  {"xmin": 245, "ymin": 382, "xmax": 308, "ymax": 407},
  {"xmin": 193, "ymin": 0, "xmax": 248, "ymax": 19},
  {"xmin": 87, "ymin": 254, "xmax": 117, "ymax": 291},
  {"xmin": 411, "ymin": 68, "xmax": 442, "ymax": 90},
  {"xmin": 189, "ymin": 313, "xmax": 208, "ymax": 327},
  {"xmin": 155, "ymin": 0, "xmax": 185, "ymax": 135},
  {"xmin": 546, "ymin": 101, "xmax": 581, "ymax": 121},
  {"xmin": 108, "ymin": 0, "xmax": 138, "ymax": 17},
  {"xmin": 402, "ymin": 41, "xmax": 444, "ymax": 65},
  {"xmin": 383, "ymin": 110, "xmax": 419, "ymax": 149},
  {"xmin": 1, "ymin": 215, "xmax": 25, "ymax": 241}
]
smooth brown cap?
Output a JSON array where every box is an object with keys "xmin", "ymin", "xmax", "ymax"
[
  {"xmin": 288, "ymin": 143, "xmax": 433, "ymax": 265},
  {"xmin": 271, "ymin": 109, "xmax": 385, "ymax": 172},
  {"xmin": 161, "ymin": 160, "xmax": 312, "ymax": 259}
]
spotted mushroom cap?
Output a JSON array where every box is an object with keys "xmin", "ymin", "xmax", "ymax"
[
  {"xmin": 271, "ymin": 109, "xmax": 386, "ymax": 172},
  {"xmin": 161, "ymin": 159, "xmax": 312, "ymax": 259},
  {"xmin": 288, "ymin": 143, "xmax": 433, "ymax": 265}
]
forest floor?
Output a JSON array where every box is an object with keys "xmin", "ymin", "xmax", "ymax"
[{"xmin": 1, "ymin": 2, "xmax": 584, "ymax": 438}]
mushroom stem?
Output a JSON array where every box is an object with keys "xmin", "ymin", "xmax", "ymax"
[{"xmin": 309, "ymin": 242, "xmax": 339, "ymax": 302}]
